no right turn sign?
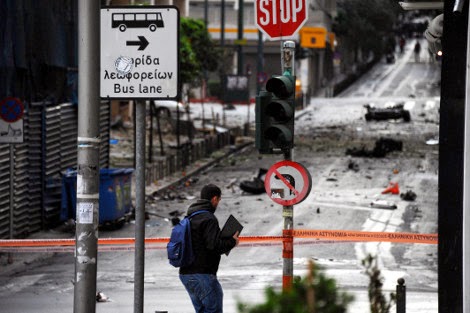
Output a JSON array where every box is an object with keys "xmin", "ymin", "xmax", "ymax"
[{"xmin": 264, "ymin": 160, "xmax": 312, "ymax": 206}]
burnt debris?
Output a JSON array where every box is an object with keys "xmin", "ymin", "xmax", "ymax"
[
  {"xmin": 364, "ymin": 103, "xmax": 411, "ymax": 122},
  {"xmin": 346, "ymin": 138, "xmax": 403, "ymax": 158}
]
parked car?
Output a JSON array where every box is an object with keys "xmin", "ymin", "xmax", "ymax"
[{"xmin": 153, "ymin": 100, "xmax": 188, "ymax": 118}]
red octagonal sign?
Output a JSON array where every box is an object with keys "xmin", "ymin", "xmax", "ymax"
[{"xmin": 255, "ymin": 0, "xmax": 308, "ymax": 40}]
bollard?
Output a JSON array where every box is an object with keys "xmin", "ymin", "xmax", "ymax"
[{"xmin": 396, "ymin": 278, "xmax": 406, "ymax": 313}]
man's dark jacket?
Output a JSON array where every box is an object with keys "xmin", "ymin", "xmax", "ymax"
[{"xmin": 179, "ymin": 199, "xmax": 236, "ymax": 275}]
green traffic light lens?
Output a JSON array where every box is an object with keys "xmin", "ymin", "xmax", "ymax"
[
  {"xmin": 265, "ymin": 100, "xmax": 293, "ymax": 122},
  {"xmin": 266, "ymin": 76, "xmax": 294, "ymax": 98},
  {"xmin": 265, "ymin": 126, "xmax": 293, "ymax": 147}
]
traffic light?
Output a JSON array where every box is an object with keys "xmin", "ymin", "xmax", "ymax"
[{"xmin": 255, "ymin": 74, "xmax": 296, "ymax": 154}]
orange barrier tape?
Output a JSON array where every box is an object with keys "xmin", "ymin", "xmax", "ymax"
[
  {"xmin": 0, "ymin": 230, "xmax": 438, "ymax": 251},
  {"xmin": 293, "ymin": 230, "xmax": 438, "ymax": 244}
]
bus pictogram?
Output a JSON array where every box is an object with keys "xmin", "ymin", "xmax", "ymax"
[{"xmin": 112, "ymin": 12, "xmax": 164, "ymax": 32}]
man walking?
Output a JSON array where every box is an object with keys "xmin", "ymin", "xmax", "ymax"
[{"xmin": 179, "ymin": 184, "xmax": 239, "ymax": 312}]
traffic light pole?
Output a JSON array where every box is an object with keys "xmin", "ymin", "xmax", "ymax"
[{"xmin": 281, "ymin": 41, "xmax": 295, "ymax": 291}]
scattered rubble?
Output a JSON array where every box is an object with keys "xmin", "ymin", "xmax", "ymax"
[
  {"xmin": 370, "ymin": 200, "xmax": 397, "ymax": 210},
  {"xmin": 239, "ymin": 168, "xmax": 268, "ymax": 194},
  {"xmin": 346, "ymin": 138, "xmax": 403, "ymax": 158},
  {"xmin": 364, "ymin": 103, "xmax": 411, "ymax": 122},
  {"xmin": 400, "ymin": 190, "xmax": 417, "ymax": 201},
  {"xmin": 96, "ymin": 291, "xmax": 109, "ymax": 302},
  {"xmin": 347, "ymin": 160, "xmax": 360, "ymax": 172}
]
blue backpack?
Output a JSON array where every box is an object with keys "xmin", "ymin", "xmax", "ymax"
[{"xmin": 167, "ymin": 210, "xmax": 209, "ymax": 267}]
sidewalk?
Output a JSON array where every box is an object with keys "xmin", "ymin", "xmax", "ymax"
[{"xmin": 0, "ymin": 138, "xmax": 255, "ymax": 275}]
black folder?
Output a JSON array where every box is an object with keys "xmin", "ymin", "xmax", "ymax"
[{"xmin": 221, "ymin": 215, "xmax": 243, "ymax": 255}]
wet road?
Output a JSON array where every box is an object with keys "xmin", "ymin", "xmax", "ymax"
[{"xmin": 0, "ymin": 38, "xmax": 441, "ymax": 313}]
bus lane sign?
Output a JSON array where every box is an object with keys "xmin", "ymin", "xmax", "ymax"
[{"xmin": 100, "ymin": 6, "xmax": 179, "ymax": 99}]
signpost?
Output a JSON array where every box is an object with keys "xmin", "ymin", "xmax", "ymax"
[
  {"xmin": 265, "ymin": 160, "xmax": 312, "ymax": 206},
  {"xmin": 0, "ymin": 97, "xmax": 24, "ymax": 144},
  {"xmin": 255, "ymin": 0, "xmax": 308, "ymax": 40},
  {"xmin": 100, "ymin": 6, "xmax": 180, "ymax": 313},
  {"xmin": 255, "ymin": 0, "xmax": 307, "ymax": 288},
  {"xmin": 100, "ymin": 6, "xmax": 179, "ymax": 99}
]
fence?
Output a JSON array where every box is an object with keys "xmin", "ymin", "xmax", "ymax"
[
  {"xmin": 144, "ymin": 130, "xmax": 233, "ymax": 185},
  {"xmin": 0, "ymin": 101, "xmax": 110, "ymax": 239}
]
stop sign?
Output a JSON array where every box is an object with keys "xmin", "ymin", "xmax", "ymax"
[{"xmin": 255, "ymin": 0, "xmax": 308, "ymax": 40}]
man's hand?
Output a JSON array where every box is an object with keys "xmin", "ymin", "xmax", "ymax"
[{"xmin": 233, "ymin": 231, "xmax": 240, "ymax": 247}]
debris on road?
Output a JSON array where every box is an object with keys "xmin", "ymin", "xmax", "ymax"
[
  {"xmin": 346, "ymin": 138, "xmax": 403, "ymax": 158},
  {"xmin": 400, "ymin": 190, "xmax": 417, "ymax": 201},
  {"xmin": 426, "ymin": 137, "xmax": 439, "ymax": 145},
  {"xmin": 347, "ymin": 160, "xmax": 360, "ymax": 172},
  {"xmin": 382, "ymin": 182, "xmax": 400, "ymax": 195},
  {"xmin": 240, "ymin": 178, "xmax": 265, "ymax": 194},
  {"xmin": 239, "ymin": 168, "xmax": 268, "ymax": 194},
  {"xmin": 364, "ymin": 103, "xmax": 411, "ymax": 122},
  {"xmin": 370, "ymin": 200, "xmax": 397, "ymax": 210},
  {"xmin": 96, "ymin": 291, "xmax": 109, "ymax": 302}
]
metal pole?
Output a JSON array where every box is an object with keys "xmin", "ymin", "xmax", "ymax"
[
  {"xmin": 134, "ymin": 101, "xmax": 146, "ymax": 313},
  {"xmin": 74, "ymin": 0, "xmax": 100, "ymax": 312},
  {"xmin": 282, "ymin": 41, "xmax": 296, "ymax": 76},
  {"xmin": 204, "ymin": 0, "xmax": 208, "ymax": 27},
  {"xmin": 9, "ymin": 145, "xmax": 13, "ymax": 239},
  {"xmin": 463, "ymin": 3, "xmax": 470, "ymax": 311},
  {"xmin": 281, "ymin": 41, "xmax": 296, "ymax": 291},
  {"xmin": 396, "ymin": 278, "xmax": 406, "ymax": 313},
  {"xmin": 221, "ymin": 0, "xmax": 225, "ymax": 47},
  {"xmin": 282, "ymin": 149, "xmax": 293, "ymax": 291},
  {"xmin": 257, "ymin": 31, "xmax": 264, "ymax": 94},
  {"xmin": 237, "ymin": 0, "xmax": 244, "ymax": 75}
]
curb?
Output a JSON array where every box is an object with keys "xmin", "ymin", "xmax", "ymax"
[{"xmin": 153, "ymin": 140, "xmax": 255, "ymax": 195}]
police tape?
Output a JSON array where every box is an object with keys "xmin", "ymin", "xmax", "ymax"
[{"xmin": 0, "ymin": 230, "xmax": 437, "ymax": 253}]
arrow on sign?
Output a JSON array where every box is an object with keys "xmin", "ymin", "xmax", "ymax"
[{"xmin": 126, "ymin": 36, "xmax": 149, "ymax": 51}]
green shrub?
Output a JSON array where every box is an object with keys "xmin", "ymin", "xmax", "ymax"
[
  {"xmin": 237, "ymin": 261, "xmax": 354, "ymax": 313},
  {"xmin": 362, "ymin": 254, "xmax": 396, "ymax": 313}
]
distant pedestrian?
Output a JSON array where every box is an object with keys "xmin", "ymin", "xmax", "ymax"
[
  {"xmin": 414, "ymin": 41, "xmax": 421, "ymax": 62},
  {"xmin": 179, "ymin": 184, "xmax": 239, "ymax": 313},
  {"xmin": 399, "ymin": 36, "xmax": 405, "ymax": 54}
]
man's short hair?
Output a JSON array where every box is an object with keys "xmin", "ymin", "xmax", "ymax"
[{"xmin": 201, "ymin": 184, "xmax": 221, "ymax": 200}]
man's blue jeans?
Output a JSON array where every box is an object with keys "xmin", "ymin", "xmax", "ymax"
[{"xmin": 179, "ymin": 274, "xmax": 223, "ymax": 313}]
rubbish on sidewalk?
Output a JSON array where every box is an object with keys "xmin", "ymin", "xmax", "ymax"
[
  {"xmin": 400, "ymin": 190, "xmax": 417, "ymax": 201},
  {"xmin": 370, "ymin": 200, "xmax": 397, "ymax": 210},
  {"xmin": 382, "ymin": 182, "xmax": 400, "ymax": 195},
  {"xmin": 364, "ymin": 103, "xmax": 411, "ymax": 122},
  {"xmin": 346, "ymin": 138, "xmax": 403, "ymax": 158}
]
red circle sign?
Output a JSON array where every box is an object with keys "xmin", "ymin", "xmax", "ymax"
[
  {"xmin": 255, "ymin": 0, "xmax": 308, "ymax": 40},
  {"xmin": 0, "ymin": 97, "xmax": 24, "ymax": 123},
  {"xmin": 264, "ymin": 160, "xmax": 312, "ymax": 206}
]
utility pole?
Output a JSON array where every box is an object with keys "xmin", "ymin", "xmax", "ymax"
[
  {"xmin": 74, "ymin": 0, "xmax": 100, "ymax": 312},
  {"xmin": 237, "ymin": 0, "xmax": 244, "ymax": 75},
  {"xmin": 439, "ymin": 1, "xmax": 468, "ymax": 312},
  {"xmin": 256, "ymin": 31, "xmax": 264, "ymax": 94}
]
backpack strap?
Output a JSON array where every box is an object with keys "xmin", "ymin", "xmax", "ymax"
[{"xmin": 187, "ymin": 210, "xmax": 210, "ymax": 219}]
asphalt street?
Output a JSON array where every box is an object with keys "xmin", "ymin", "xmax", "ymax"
[{"xmin": 0, "ymin": 38, "xmax": 441, "ymax": 313}]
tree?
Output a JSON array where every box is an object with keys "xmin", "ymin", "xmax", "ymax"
[
  {"xmin": 179, "ymin": 17, "xmax": 222, "ymax": 96},
  {"xmin": 333, "ymin": 0, "xmax": 401, "ymax": 68}
]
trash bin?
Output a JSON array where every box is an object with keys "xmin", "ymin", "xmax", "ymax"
[{"xmin": 61, "ymin": 168, "xmax": 134, "ymax": 225}]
